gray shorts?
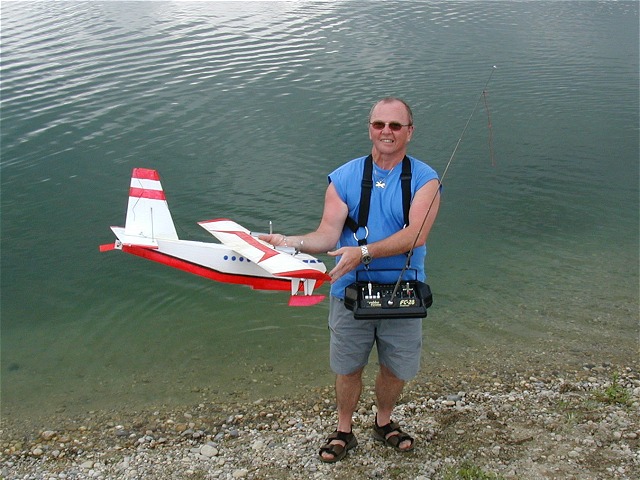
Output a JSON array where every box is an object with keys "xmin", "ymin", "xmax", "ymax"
[{"xmin": 328, "ymin": 296, "xmax": 423, "ymax": 381}]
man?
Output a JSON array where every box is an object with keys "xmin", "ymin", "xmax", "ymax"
[{"xmin": 261, "ymin": 97, "xmax": 440, "ymax": 462}]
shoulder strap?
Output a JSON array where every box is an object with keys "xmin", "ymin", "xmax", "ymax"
[
  {"xmin": 344, "ymin": 155, "xmax": 373, "ymax": 239},
  {"xmin": 344, "ymin": 155, "xmax": 412, "ymax": 244},
  {"xmin": 357, "ymin": 155, "xmax": 374, "ymax": 229},
  {"xmin": 400, "ymin": 156, "xmax": 411, "ymax": 227}
]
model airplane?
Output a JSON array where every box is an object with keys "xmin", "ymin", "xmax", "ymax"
[{"xmin": 100, "ymin": 168, "xmax": 330, "ymax": 306}]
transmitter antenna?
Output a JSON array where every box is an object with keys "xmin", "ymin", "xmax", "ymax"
[{"xmin": 387, "ymin": 66, "xmax": 497, "ymax": 305}]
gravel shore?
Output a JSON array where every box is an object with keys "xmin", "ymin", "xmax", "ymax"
[{"xmin": 2, "ymin": 361, "xmax": 638, "ymax": 480}]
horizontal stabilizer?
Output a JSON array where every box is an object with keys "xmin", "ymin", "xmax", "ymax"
[{"xmin": 110, "ymin": 226, "xmax": 158, "ymax": 248}]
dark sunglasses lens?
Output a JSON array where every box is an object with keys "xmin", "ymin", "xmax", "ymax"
[{"xmin": 371, "ymin": 121, "xmax": 404, "ymax": 131}]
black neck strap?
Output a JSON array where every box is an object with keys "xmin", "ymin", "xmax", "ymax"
[{"xmin": 344, "ymin": 155, "xmax": 412, "ymax": 245}]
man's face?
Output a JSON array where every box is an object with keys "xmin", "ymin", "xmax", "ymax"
[{"xmin": 368, "ymin": 100, "xmax": 414, "ymax": 157}]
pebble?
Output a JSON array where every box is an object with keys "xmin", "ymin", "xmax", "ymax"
[
  {"xmin": 200, "ymin": 444, "xmax": 218, "ymax": 457},
  {"xmin": 41, "ymin": 430, "xmax": 57, "ymax": 441},
  {"xmin": 251, "ymin": 440, "xmax": 265, "ymax": 450}
]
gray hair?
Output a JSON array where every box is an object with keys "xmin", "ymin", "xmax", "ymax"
[{"xmin": 368, "ymin": 97, "xmax": 414, "ymax": 125}]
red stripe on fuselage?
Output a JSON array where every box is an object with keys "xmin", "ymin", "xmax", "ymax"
[
  {"xmin": 120, "ymin": 244, "xmax": 296, "ymax": 291},
  {"xmin": 129, "ymin": 187, "xmax": 166, "ymax": 200},
  {"xmin": 276, "ymin": 269, "xmax": 332, "ymax": 282}
]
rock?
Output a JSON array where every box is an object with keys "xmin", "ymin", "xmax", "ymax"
[
  {"xmin": 200, "ymin": 444, "xmax": 218, "ymax": 457},
  {"xmin": 233, "ymin": 468, "xmax": 248, "ymax": 478},
  {"xmin": 40, "ymin": 430, "xmax": 56, "ymax": 441},
  {"xmin": 251, "ymin": 440, "xmax": 265, "ymax": 450}
]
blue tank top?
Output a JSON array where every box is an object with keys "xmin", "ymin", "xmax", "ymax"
[{"xmin": 328, "ymin": 155, "xmax": 439, "ymax": 299}]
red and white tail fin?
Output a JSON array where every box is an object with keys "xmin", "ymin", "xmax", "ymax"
[{"xmin": 118, "ymin": 168, "xmax": 178, "ymax": 246}]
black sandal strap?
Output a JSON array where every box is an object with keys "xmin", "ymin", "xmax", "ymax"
[
  {"xmin": 374, "ymin": 419, "xmax": 415, "ymax": 450},
  {"xmin": 319, "ymin": 443, "xmax": 343, "ymax": 456},
  {"xmin": 385, "ymin": 431, "xmax": 413, "ymax": 448},
  {"xmin": 319, "ymin": 430, "xmax": 357, "ymax": 462},
  {"xmin": 375, "ymin": 421, "xmax": 401, "ymax": 437},
  {"xmin": 330, "ymin": 430, "xmax": 353, "ymax": 443}
]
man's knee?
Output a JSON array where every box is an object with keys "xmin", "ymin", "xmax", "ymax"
[
  {"xmin": 338, "ymin": 367, "xmax": 364, "ymax": 381},
  {"xmin": 379, "ymin": 362, "xmax": 410, "ymax": 384}
]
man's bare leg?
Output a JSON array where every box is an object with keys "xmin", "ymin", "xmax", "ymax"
[
  {"xmin": 374, "ymin": 364, "xmax": 412, "ymax": 451},
  {"xmin": 320, "ymin": 368, "xmax": 363, "ymax": 461},
  {"xmin": 335, "ymin": 368, "xmax": 363, "ymax": 431}
]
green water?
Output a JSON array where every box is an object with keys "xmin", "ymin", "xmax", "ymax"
[{"xmin": 1, "ymin": 1, "xmax": 638, "ymax": 425}]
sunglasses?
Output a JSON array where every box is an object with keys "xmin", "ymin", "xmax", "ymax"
[{"xmin": 369, "ymin": 121, "xmax": 412, "ymax": 131}]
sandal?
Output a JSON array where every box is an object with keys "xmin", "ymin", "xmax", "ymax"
[
  {"xmin": 318, "ymin": 430, "xmax": 358, "ymax": 463},
  {"xmin": 372, "ymin": 419, "xmax": 415, "ymax": 452}
]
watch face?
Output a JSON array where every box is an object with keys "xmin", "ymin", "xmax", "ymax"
[{"xmin": 362, "ymin": 255, "xmax": 372, "ymax": 265}]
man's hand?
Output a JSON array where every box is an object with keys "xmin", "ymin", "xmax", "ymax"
[
  {"xmin": 327, "ymin": 246, "xmax": 362, "ymax": 283},
  {"xmin": 258, "ymin": 233, "xmax": 286, "ymax": 247}
]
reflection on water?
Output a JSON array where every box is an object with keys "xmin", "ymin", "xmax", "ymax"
[{"xmin": 1, "ymin": 1, "xmax": 638, "ymax": 423}]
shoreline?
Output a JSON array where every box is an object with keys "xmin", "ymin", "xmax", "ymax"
[{"xmin": 2, "ymin": 361, "xmax": 638, "ymax": 479}]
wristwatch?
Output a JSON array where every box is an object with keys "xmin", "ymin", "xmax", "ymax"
[{"xmin": 360, "ymin": 245, "xmax": 372, "ymax": 265}]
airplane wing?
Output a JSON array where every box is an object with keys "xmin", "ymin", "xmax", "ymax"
[{"xmin": 198, "ymin": 218, "xmax": 331, "ymax": 282}]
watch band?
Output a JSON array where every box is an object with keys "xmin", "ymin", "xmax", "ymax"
[{"xmin": 360, "ymin": 245, "xmax": 372, "ymax": 265}]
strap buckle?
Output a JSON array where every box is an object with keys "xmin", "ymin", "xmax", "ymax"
[{"xmin": 352, "ymin": 226, "xmax": 369, "ymax": 245}]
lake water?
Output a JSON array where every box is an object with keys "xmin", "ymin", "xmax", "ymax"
[{"xmin": 1, "ymin": 1, "xmax": 638, "ymax": 426}]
